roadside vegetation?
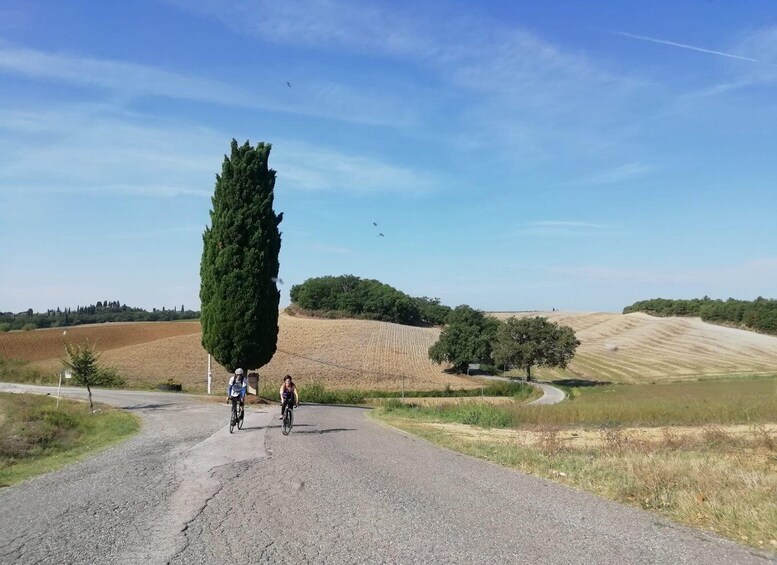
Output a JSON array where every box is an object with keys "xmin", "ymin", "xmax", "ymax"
[
  {"xmin": 374, "ymin": 377, "xmax": 777, "ymax": 550},
  {"xmin": 258, "ymin": 379, "xmax": 536, "ymax": 405},
  {"xmin": 0, "ymin": 392, "xmax": 140, "ymax": 486}
]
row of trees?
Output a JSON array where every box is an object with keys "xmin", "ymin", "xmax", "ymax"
[
  {"xmin": 0, "ymin": 302, "xmax": 199, "ymax": 331},
  {"xmin": 428, "ymin": 306, "xmax": 580, "ymax": 379},
  {"xmin": 289, "ymin": 275, "xmax": 451, "ymax": 326},
  {"xmin": 623, "ymin": 296, "xmax": 777, "ymax": 335}
]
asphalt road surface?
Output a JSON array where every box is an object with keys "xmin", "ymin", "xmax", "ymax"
[{"xmin": 0, "ymin": 383, "xmax": 772, "ymax": 564}]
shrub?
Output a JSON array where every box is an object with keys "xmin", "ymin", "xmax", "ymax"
[
  {"xmin": 22, "ymin": 323, "xmax": 37, "ymax": 331},
  {"xmin": 0, "ymin": 323, "xmax": 10, "ymax": 332},
  {"xmin": 95, "ymin": 366, "xmax": 126, "ymax": 388}
]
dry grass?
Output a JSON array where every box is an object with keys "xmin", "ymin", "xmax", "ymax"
[
  {"xmin": 376, "ymin": 416, "xmax": 777, "ymax": 551},
  {"xmin": 491, "ymin": 311, "xmax": 777, "ymax": 383}
]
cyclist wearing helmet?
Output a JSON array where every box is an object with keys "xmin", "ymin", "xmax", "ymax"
[
  {"xmin": 279, "ymin": 375, "xmax": 298, "ymax": 420},
  {"xmin": 227, "ymin": 368, "xmax": 247, "ymax": 409}
]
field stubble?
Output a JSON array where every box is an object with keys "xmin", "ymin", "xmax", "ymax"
[{"xmin": 13, "ymin": 314, "xmax": 470, "ymax": 392}]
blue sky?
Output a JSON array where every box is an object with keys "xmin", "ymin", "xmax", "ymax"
[{"xmin": 1, "ymin": 0, "xmax": 775, "ymax": 313}]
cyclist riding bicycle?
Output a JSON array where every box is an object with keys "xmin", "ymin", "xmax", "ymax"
[
  {"xmin": 279, "ymin": 375, "xmax": 299, "ymax": 420},
  {"xmin": 226, "ymin": 368, "xmax": 247, "ymax": 409}
]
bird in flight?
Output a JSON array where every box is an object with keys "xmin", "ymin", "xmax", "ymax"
[
  {"xmin": 373, "ymin": 222, "xmax": 378, "ymax": 227},
  {"xmin": 287, "ymin": 81, "xmax": 291, "ymax": 88},
  {"xmin": 378, "ymin": 233, "xmax": 385, "ymax": 237}
]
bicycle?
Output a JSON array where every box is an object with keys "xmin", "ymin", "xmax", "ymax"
[
  {"xmin": 282, "ymin": 403, "xmax": 297, "ymax": 435},
  {"xmin": 229, "ymin": 397, "xmax": 245, "ymax": 433}
]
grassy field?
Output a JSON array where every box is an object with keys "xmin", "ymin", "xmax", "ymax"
[
  {"xmin": 3, "ymin": 311, "xmax": 777, "ymax": 391},
  {"xmin": 0, "ymin": 392, "xmax": 140, "ymax": 486},
  {"xmin": 374, "ymin": 377, "xmax": 777, "ymax": 551},
  {"xmin": 256, "ymin": 379, "xmax": 537, "ymax": 405}
]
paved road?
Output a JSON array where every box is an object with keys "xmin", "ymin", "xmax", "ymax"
[
  {"xmin": 0, "ymin": 383, "xmax": 772, "ymax": 564},
  {"xmin": 475, "ymin": 375, "xmax": 567, "ymax": 405}
]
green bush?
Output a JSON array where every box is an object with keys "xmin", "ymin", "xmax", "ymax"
[
  {"xmin": 95, "ymin": 366, "xmax": 126, "ymax": 388},
  {"xmin": 0, "ymin": 323, "xmax": 10, "ymax": 332},
  {"xmin": 22, "ymin": 323, "xmax": 37, "ymax": 331}
]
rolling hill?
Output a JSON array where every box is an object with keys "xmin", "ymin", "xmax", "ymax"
[{"xmin": 2, "ymin": 311, "xmax": 776, "ymax": 391}]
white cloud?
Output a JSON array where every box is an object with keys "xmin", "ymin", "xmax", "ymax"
[
  {"xmin": 529, "ymin": 221, "xmax": 614, "ymax": 229},
  {"xmin": 510, "ymin": 220, "xmax": 618, "ymax": 238},
  {"xmin": 568, "ymin": 162, "xmax": 654, "ymax": 186},
  {"xmin": 0, "ymin": 42, "xmax": 248, "ymax": 104},
  {"xmin": 166, "ymin": 0, "xmax": 650, "ymax": 157},
  {"xmin": 273, "ymin": 141, "xmax": 443, "ymax": 195},
  {"xmin": 604, "ymin": 30, "xmax": 763, "ymax": 64},
  {"xmin": 0, "ymin": 103, "xmax": 441, "ymax": 199},
  {"xmin": 0, "ymin": 41, "xmax": 414, "ymax": 127}
]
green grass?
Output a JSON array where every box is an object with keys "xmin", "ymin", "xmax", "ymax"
[
  {"xmin": 257, "ymin": 379, "xmax": 535, "ymax": 405},
  {"xmin": 0, "ymin": 357, "xmax": 57, "ymax": 385},
  {"xmin": 380, "ymin": 377, "xmax": 777, "ymax": 428},
  {"xmin": 0, "ymin": 392, "xmax": 140, "ymax": 486}
]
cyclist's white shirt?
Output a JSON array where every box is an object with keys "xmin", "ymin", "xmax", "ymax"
[{"xmin": 228, "ymin": 376, "xmax": 247, "ymax": 398}]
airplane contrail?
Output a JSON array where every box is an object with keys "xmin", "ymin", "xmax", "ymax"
[{"xmin": 605, "ymin": 30, "xmax": 761, "ymax": 64}]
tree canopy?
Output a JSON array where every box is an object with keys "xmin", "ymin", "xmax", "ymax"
[
  {"xmin": 200, "ymin": 139, "xmax": 283, "ymax": 373},
  {"xmin": 428, "ymin": 305, "xmax": 499, "ymax": 373},
  {"xmin": 289, "ymin": 275, "xmax": 451, "ymax": 326},
  {"xmin": 491, "ymin": 316, "xmax": 580, "ymax": 380},
  {"xmin": 623, "ymin": 296, "xmax": 777, "ymax": 336}
]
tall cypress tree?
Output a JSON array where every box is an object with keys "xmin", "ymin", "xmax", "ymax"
[{"xmin": 200, "ymin": 139, "xmax": 283, "ymax": 373}]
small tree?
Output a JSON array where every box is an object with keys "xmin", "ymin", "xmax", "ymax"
[
  {"xmin": 492, "ymin": 317, "xmax": 580, "ymax": 381},
  {"xmin": 63, "ymin": 341, "xmax": 103, "ymax": 412},
  {"xmin": 428, "ymin": 305, "xmax": 499, "ymax": 373}
]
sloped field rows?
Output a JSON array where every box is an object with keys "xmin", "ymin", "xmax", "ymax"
[
  {"xmin": 493, "ymin": 311, "xmax": 777, "ymax": 382},
  {"xmin": 7, "ymin": 312, "xmax": 777, "ymax": 389}
]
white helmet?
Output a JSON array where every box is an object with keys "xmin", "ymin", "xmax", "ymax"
[{"xmin": 235, "ymin": 368, "xmax": 244, "ymax": 376}]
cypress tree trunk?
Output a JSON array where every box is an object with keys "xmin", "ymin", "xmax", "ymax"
[{"xmin": 200, "ymin": 140, "xmax": 283, "ymax": 373}]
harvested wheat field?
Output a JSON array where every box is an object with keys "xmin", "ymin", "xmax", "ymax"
[
  {"xmin": 491, "ymin": 311, "xmax": 777, "ymax": 383},
  {"xmin": 0, "ymin": 321, "xmax": 201, "ymax": 362},
  {"xmin": 8, "ymin": 311, "xmax": 777, "ymax": 390},
  {"xmin": 18, "ymin": 313, "xmax": 471, "ymax": 392}
]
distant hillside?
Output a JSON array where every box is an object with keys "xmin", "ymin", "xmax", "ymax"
[
  {"xmin": 0, "ymin": 301, "xmax": 199, "ymax": 331},
  {"xmin": 4, "ymin": 312, "xmax": 777, "ymax": 391},
  {"xmin": 623, "ymin": 297, "xmax": 777, "ymax": 336},
  {"xmin": 491, "ymin": 311, "xmax": 777, "ymax": 383}
]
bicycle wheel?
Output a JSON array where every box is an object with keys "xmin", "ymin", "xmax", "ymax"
[
  {"xmin": 229, "ymin": 403, "xmax": 237, "ymax": 434},
  {"xmin": 237, "ymin": 405, "xmax": 245, "ymax": 430},
  {"xmin": 282, "ymin": 408, "xmax": 293, "ymax": 435}
]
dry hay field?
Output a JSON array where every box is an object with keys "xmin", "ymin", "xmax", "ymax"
[
  {"xmin": 1, "ymin": 314, "xmax": 471, "ymax": 392},
  {"xmin": 4, "ymin": 311, "xmax": 777, "ymax": 391},
  {"xmin": 491, "ymin": 311, "xmax": 777, "ymax": 383},
  {"xmin": 0, "ymin": 322, "xmax": 201, "ymax": 362}
]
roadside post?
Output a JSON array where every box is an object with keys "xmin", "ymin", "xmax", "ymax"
[
  {"xmin": 57, "ymin": 369, "xmax": 72, "ymax": 408},
  {"xmin": 207, "ymin": 354, "xmax": 212, "ymax": 395}
]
